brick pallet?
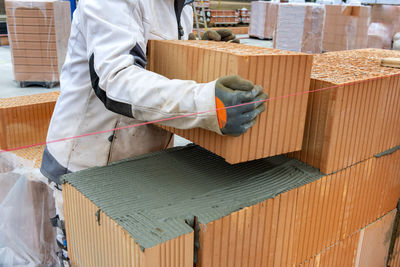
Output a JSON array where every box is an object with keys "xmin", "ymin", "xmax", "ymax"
[
  {"xmin": 249, "ymin": 1, "xmax": 278, "ymax": 39},
  {"xmin": 273, "ymin": 3, "xmax": 325, "ymax": 53},
  {"xmin": 63, "ymin": 144, "xmax": 400, "ymax": 267},
  {"xmin": 0, "ymin": 92, "xmax": 59, "ymax": 150},
  {"xmin": 147, "ymin": 40, "xmax": 313, "ymax": 164},
  {"xmin": 5, "ymin": 0, "xmax": 70, "ymax": 87},
  {"xmin": 207, "ymin": 10, "xmax": 239, "ymax": 25},
  {"xmin": 291, "ymin": 49, "xmax": 400, "ymax": 174},
  {"xmin": 323, "ymin": 5, "xmax": 370, "ymax": 52}
]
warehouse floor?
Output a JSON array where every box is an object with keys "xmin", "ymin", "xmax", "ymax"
[{"xmin": 0, "ymin": 46, "xmax": 60, "ymax": 98}]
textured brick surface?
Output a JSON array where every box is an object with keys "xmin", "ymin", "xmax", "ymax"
[
  {"xmin": 0, "ymin": 92, "xmax": 59, "ymax": 150},
  {"xmin": 197, "ymin": 148, "xmax": 400, "ymax": 266},
  {"xmin": 291, "ymin": 49, "xmax": 400, "ymax": 174},
  {"xmin": 64, "ymin": 184, "xmax": 194, "ymax": 267},
  {"xmin": 5, "ymin": 0, "xmax": 70, "ymax": 83},
  {"xmin": 148, "ymin": 40, "xmax": 313, "ymax": 164}
]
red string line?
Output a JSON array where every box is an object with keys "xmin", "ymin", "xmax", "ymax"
[{"xmin": 1, "ymin": 71, "xmax": 399, "ymax": 154}]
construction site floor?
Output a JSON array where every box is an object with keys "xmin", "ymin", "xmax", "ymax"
[{"xmin": 0, "ymin": 46, "xmax": 60, "ymax": 98}]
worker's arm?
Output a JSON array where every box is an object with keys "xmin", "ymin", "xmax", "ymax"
[{"xmin": 80, "ymin": 1, "xmax": 265, "ymax": 136}]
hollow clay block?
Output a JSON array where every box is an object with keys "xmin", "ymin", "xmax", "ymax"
[
  {"xmin": 147, "ymin": 40, "xmax": 313, "ymax": 164},
  {"xmin": 291, "ymin": 48, "xmax": 400, "ymax": 174},
  {"xmin": 0, "ymin": 92, "xmax": 59, "ymax": 150},
  {"xmin": 63, "ymin": 144, "xmax": 400, "ymax": 266},
  {"xmin": 5, "ymin": 0, "xmax": 71, "ymax": 82}
]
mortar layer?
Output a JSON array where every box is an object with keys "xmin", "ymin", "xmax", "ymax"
[
  {"xmin": 375, "ymin": 145, "xmax": 400, "ymax": 158},
  {"xmin": 63, "ymin": 145, "xmax": 323, "ymax": 249}
]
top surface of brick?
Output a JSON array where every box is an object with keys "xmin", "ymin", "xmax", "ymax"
[
  {"xmin": 164, "ymin": 40, "xmax": 305, "ymax": 56},
  {"xmin": 0, "ymin": 91, "xmax": 59, "ymax": 108},
  {"xmin": 312, "ymin": 49, "xmax": 400, "ymax": 84}
]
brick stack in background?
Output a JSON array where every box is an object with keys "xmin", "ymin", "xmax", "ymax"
[
  {"xmin": 249, "ymin": 1, "xmax": 278, "ymax": 39},
  {"xmin": 273, "ymin": 3, "xmax": 326, "ymax": 53},
  {"xmin": 207, "ymin": 10, "xmax": 239, "ymax": 26},
  {"xmin": 291, "ymin": 49, "xmax": 400, "ymax": 174},
  {"xmin": 5, "ymin": 0, "xmax": 70, "ymax": 87},
  {"xmin": 0, "ymin": 92, "xmax": 59, "ymax": 151},
  {"xmin": 238, "ymin": 8, "xmax": 250, "ymax": 24},
  {"xmin": 323, "ymin": 5, "xmax": 370, "ymax": 52},
  {"xmin": 147, "ymin": 40, "xmax": 313, "ymax": 164},
  {"xmin": 192, "ymin": 26, "xmax": 249, "ymax": 36}
]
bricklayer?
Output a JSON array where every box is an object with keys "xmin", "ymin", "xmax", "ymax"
[
  {"xmin": 291, "ymin": 49, "xmax": 400, "ymax": 174},
  {"xmin": 147, "ymin": 40, "xmax": 313, "ymax": 164}
]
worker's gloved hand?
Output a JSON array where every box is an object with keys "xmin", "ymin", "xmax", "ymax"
[
  {"xmin": 189, "ymin": 29, "xmax": 240, "ymax": 43},
  {"xmin": 215, "ymin": 75, "xmax": 268, "ymax": 137}
]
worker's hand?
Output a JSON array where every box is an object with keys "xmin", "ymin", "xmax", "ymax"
[
  {"xmin": 215, "ymin": 75, "xmax": 268, "ymax": 137},
  {"xmin": 189, "ymin": 29, "xmax": 240, "ymax": 43}
]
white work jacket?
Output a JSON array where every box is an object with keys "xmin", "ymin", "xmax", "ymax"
[{"xmin": 41, "ymin": 0, "xmax": 221, "ymax": 184}]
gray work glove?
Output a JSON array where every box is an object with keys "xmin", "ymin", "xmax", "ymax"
[
  {"xmin": 189, "ymin": 29, "xmax": 240, "ymax": 43},
  {"xmin": 215, "ymin": 75, "xmax": 268, "ymax": 137}
]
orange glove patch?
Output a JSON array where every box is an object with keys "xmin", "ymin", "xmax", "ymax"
[{"xmin": 215, "ymin": 96, "xmax": 227, "ymax": 129}]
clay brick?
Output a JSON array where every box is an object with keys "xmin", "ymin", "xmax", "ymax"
[
  {"xmin": 305, "ymin": 210, "xmax": 396, "ymax": 267},
  {"xmin": 291, "ymin": 49, "xmax": 400, "ymax": 174},
  {"xmin": 147, "ymin": 40, "xmax": 313, "ymax": 164},
  {"xmin": 0, "ymin": 92, "xmax": 59, "ymax": 150},
  {"xmin": 5, "ymin": 0, "xmax": 71, "ymax": 83},
  {"xmin": 10, "ymin": 145, "xmax": 45, "ymax": 168},
  {"xmin": 63, "ymin": 184, "xmax": 193, "ymax": 267},
  {"xmin": 196, "ymin": 147, "xmax": 400, "ymax": 266}
]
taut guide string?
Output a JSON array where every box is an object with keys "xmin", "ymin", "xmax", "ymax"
[{"xmin": 1, "ymin": 72, "xmax": 399, "ymax": 154}]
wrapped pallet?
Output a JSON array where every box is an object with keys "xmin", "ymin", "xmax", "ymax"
[
  {"xmin": 323, "ymin": 5, "xmax": 370, "ymax": 52},
  {"xmin": 273, "ymin": 3, "xmax": 326, "ymax": 53},
  {"xmin": 369, "ymin": 5, "xmax": 400, "ymax": 49},
  {"xmin": 249, "ymin": 1, "xmax": 278, "ymax": 39},
  {"xmin": 5, "ymin": 0, "xmax": 71, "ymax": 87}
]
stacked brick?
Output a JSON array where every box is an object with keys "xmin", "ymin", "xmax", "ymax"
[
  {"xmin": 291, "ymin": 49, "xmax": 400, "ymax": 174},
  {"xmin": 147, "ymin": 40, "xmax": 313, "ymax": 164},
  {"xmin": 5, "ymin": 0, "xmax": 70, "ymax": 86},
  {"xmin": 207, "ymin": 10, "xmax": 239, "ymax": 25},
  {"xmin": 323, "ymin": 5, "xmax": 370, "ymax": 52},
  {"xmin": 0, "ymin": 92, "xmax": 59, "ymax": 151},
  {"xmin": 197, "ymin": 149, "xmax": 400, "ymax": 266}
]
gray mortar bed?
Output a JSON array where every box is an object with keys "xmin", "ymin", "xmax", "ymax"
[{"xmin": 63, "ymin": 145, "xmax": 324, "ymax": 249}]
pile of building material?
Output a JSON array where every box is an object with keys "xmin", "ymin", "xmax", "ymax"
[
  {"xmin": 147, "ymin": 40, "xmax": 313, "ymax": 164},
  {"xmin": 0, "ymin": 92, "xmax": 59, "ymax": 152},
  {"xmin": 62, "ymin": 42, "xmax": 400, "ymax": 266},
  {"xmin": 249, "ymin": 1, "xmax": 278, "ymax": 39},
  {"xmin": 5, "ymin": 0, "xmax": 70, "ymax": 87},
  {"xmin": 322, "ymin": 5, "xmax": 370, "ymax": 52},
  {"xmin": 273, "ymin": 3, "xmax": 326, "ymax": 53}
]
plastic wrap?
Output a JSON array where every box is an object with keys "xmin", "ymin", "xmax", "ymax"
[
  {"xmin": 368, "ymin": 22, "xmax": 392, "ymax": 49},
  {"xmin": 0, "ymin": 152, "xmax": 57, "ymax": 266},
  {"xmin": 5, "ymin": 0, "xmax": 70, "ymax": 87},
  {"xmin": 370, "ymin": 5, "xmax": 400, "ymax": 48},
  {"xmin": 322, "ymin": 4, "xmax": 370, "ymax": 52},
  {"xmin": 273, "ymin": 3, "xmax": 325, "ymax": 53},
  {"xmin": 248, "ymin": 1, "xmax": 278, "ymax": 39}
]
